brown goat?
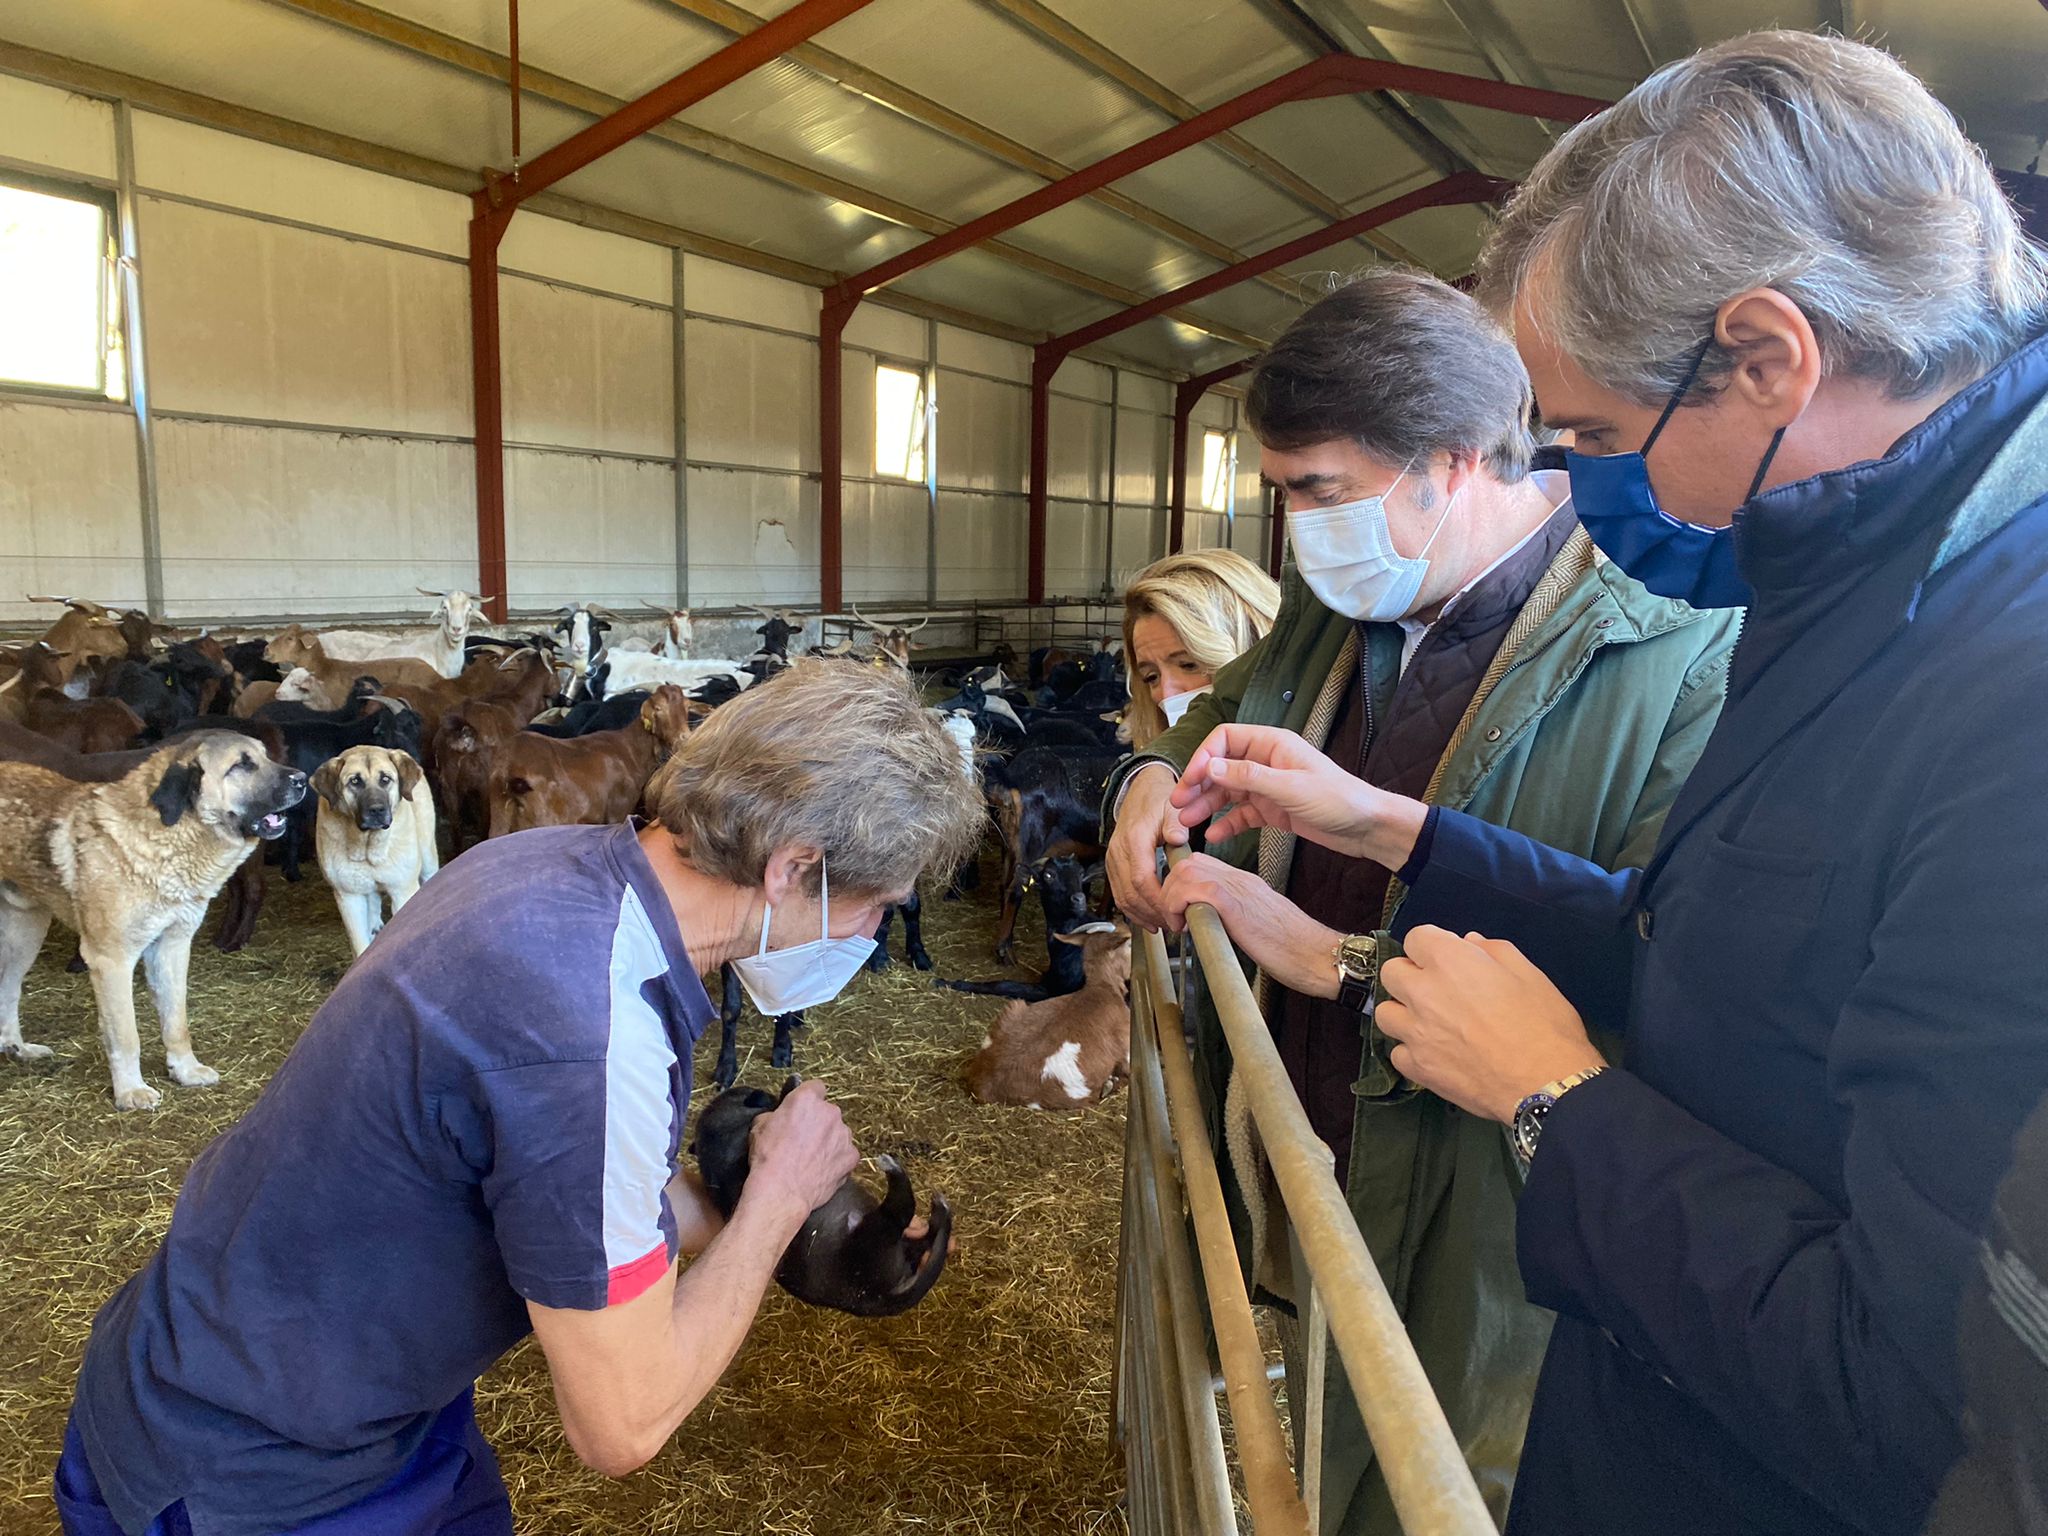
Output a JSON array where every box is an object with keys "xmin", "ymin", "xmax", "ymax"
[
  {"xmin": 432, "ymin": 698, "xmax": 522, "ymax": 851},
  {"xmin": 962, "ymin": 923, "xmax": 1132, "ymax": 1109},
  {"xmin": 268, "ymin": 627, "xmax": 445, "ymax": 694},
  {"xmin": 23, "ymin": 690, "xmax": 147, "ymax": 755},
  {"xmin": 25, "ymin": 597, "xmax": 132, "ymax": 688},
  {"xmin": 487, "ymin": 684, "xmax": 691, "ymax": 838},
  {"xmin": 378, "ymin": 648, "xmax": 557, "ymax": 773}
]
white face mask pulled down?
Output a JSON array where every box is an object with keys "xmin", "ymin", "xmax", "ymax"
[
  {"xmin": 728, "ymin": 857, "xmax": 876, "ymax": 1016},
  {"xmin": 1159, "ymin": 686, "xmax": 1211, "ymax": 728},
  {"xmin": 1288, "ymin": 464, "xmax": 1460, "ymax": 622}
]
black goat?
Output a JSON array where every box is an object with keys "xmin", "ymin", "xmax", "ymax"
[
  {"xmin": 523, "ymin": 688, "xmax": 652, "ymax": 739},
  {"xmin": 713, "ymin": 963, "xmax": 805, "ymax": 1092},
  {"xmin": 939, "ymin": 855, "xmax": 1094, "ymax": 1002},
  {"xmin": 690, "ymin": 1076, "xmax": 950, "ymax": 1318},
  {"xmin": 866, "ymin": 890, "xmax": 931, "ymax": 973},
  {"xmin": 983, "ymin": 745, "xmax": 1118, "ymax": 964},
  {"xmin": 96, "ymin": 659, "xmax": 184, "ymax": 738}
]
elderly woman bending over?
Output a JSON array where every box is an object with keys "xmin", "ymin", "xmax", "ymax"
[
  {"xmin": 56, "ymin": 661, "xmax": 985, "ymax": 1536},
  {"xmin": 1121, "ymin": 547, "xmax": 1281, "ymax": 750}
]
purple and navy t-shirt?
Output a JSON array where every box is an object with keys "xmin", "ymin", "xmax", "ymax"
[{"xmin": 71, "ymin": 819, "xmax": 713, "ymax": 1536}]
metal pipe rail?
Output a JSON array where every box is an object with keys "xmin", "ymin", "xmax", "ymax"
[{"xmin": 1116, "ymin": 855, "xmax": 1495, "ymax": 1535}]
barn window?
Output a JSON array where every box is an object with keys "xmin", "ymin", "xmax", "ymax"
[
  {"xmin": 874, "ymin": 361, "xmax": 929, "ymax": 482},
  {"xmin": 1199, "ymin": 429, "xmax": 1235, "ymax": 514},
  {"xmin": 0, "ymin": 176, "xmax": 120, "ymax": 397}
]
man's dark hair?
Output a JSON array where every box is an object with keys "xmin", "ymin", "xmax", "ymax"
[{"xmin": 1247, "ymin": 267, "xmax": 1537, "ymax": 481}]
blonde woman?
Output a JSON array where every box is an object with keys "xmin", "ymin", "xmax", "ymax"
[{"xmin": 1121, "ymin": 548, "xmax": 1281, "ymax": 751}]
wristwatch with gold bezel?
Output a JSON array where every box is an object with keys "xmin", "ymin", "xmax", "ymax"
[{"xmin": 1333, "ymin": 933, "xmax": 1380, "ymax": 1013}]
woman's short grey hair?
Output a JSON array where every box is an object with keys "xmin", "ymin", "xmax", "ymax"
[
  {"xmin": 1247, "ymin": 266, "xmax": 1537, "ymax": 480},
  {"xmin": 652, "ymin": 658, "xmax": 984, "ymax": 897},
  {"xmin": 1477, "ymin": 30, "xmax": 2048, "ymax": 403}
]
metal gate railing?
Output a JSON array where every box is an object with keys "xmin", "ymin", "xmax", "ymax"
[{"xmin": 1115, "ymin": 858, "xmax": 1496, "ymax": 1535}]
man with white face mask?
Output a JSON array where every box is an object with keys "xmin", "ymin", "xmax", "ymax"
[{"xmin": 1103, "ymin": 267, "xmax": 1740, "ymax": 1533}]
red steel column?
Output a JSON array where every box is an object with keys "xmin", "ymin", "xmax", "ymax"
[
  {"xmin": 1168, "ymin": 358, "xmax": 1257, "ymax": 553},
  {"xmin": 468, "ymin": 203, "xmax": 512, "ymax": 624},
  {"xmin": 1027, "ymin": 347, "xmax": 1058, "ymax": 604},
  {"xmin": 1168, "ymin": 386, "xmax": 1193, "ymax": 555},
  {"xmin": 468, "ymin": 0, "xmax": 877, "ymax": 617},
  {"xmin": 819, "ymin": 296, "xmax": 856, "ymax": 613}
]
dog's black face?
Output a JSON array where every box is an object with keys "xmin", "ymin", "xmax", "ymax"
[{"xmin": 149, "ymin": 732, "xmax": 307, "ymax": 840}]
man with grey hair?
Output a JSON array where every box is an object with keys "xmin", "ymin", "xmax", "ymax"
[
  {"xmin": 1106, "ymin": 266, "xmax": 1737, "ymax": 1531},
  {"xmin": 1162, "ymin": 28, "xmax": 2048, "ymax": 1536}
]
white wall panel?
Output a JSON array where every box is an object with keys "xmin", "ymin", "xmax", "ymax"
[
  {"xmin": 685, "ymin": 319, "xmax": 816, "ymax": 472},
  {"xmin": 845, "ymin": 306, "xmax": 926, "ymax": 361},
  {"xmin": 683, "ymin": 254, "xmax": 818, "ymax": 332},
  {"xmin": 685, "ymin": 467, "xmax": 817, "ymax": 607},
  {"xmin": 935, "ymin": 370, "xmax": 1024, "ymax": 492},
  {"xmin": 937, "ymin": 325, "xmax": 1029, "ymax": 383},
  {"xmin": 0, "ymin": 402, "xmax": 145, "ymax": 622},
  {"xmin": 153, "ymin": 418, "xmax": 474, "ymax": 618},
  {"xmin": 132, "ymin": 112, "xmax": 466, "ymax": 256},
  {"xmin": 937, "ymin": 492, "xmax": 1025, "ymax": 601},
  {"xmin": 500, "ymin": 214, "xmax": 670, "ymax": 307},
  {"xmin": 1113, "ymin": 405, "xmax": 1164, "ymax": 509},
  {"xmin": 0, "ymin": 74, "xmax": 115, "ymax": 182},
  {"xmin": 844, "ymin": 480, "xmax": 928, "ymax": 602},
  {"xmin": 1048, "ymin": 394, "xmax": 1105, "ymax": 502},
  {"xmin": 1113, "ymin": 506, "xmax": 1169, "ymax": 580},
  {"xmin": 140, "ymin": 197, "xmax": 470, "ymax": 435},
  {"xmin": 1045, "ymin": 503, "xmax": 1110, "ymax": 599},
  {"xmin": 505, "ymin": 448, "xmax": 675, "ymax": 611},
  {"xmin": 501, "ymin": 275, "xmax": 672, "ymax": 456}
]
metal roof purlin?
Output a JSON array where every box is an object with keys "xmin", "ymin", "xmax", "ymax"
[{"xmin": 470, "ymin": 0, "xmax": 879, "ymax": 620}]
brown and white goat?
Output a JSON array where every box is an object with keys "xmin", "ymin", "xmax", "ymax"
[
  {"xmin": 849, "ymin": 603, "xmax": 930, "ymax": 669},
  {"xmin": 962, "ymin": 922, "xmax": 1131, "ymax": 1109}
]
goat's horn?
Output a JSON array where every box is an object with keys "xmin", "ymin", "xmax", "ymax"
[
  {"xmin": 416, "ymin": 587, "xmax": 447, "ymax": 598},
  {"xmin": 906, "ymin": 615, "xmax": 933, "ymax": 633}
]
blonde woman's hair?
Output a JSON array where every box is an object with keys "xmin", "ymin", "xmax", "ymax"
[
  {"xmin": 651, "ymin": 659, "xmax": 984, "ymax": 896},
  {"xmin": 1121, "ymin": 548, "xmax": 1281, "ymax": 749}
]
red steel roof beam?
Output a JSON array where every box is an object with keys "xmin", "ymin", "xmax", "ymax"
[
  {"xmin": 828, "ymin": 60, "xmax": 1605, "ymax": 306},
  {"xmin": 484, "ymin": 0, "xmax": 879, "ymax": 211},
  {"xmin": 1048, "ymin": 173, "xmax": 1511, "ymax": 366}
]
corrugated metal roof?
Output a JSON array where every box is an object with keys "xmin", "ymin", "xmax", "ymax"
[{"xmin": 1, "ymin": 0, "xmax": 2041, "ymax": 373}]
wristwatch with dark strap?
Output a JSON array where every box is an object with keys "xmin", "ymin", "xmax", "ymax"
[
  {"xmin": 1511, "ymin": 1066, "xmax": 1608, "ymax": 1172},
  {"xmin": 1333, "ymin": 933, "xmax": 1380, "ymax": 1013}
]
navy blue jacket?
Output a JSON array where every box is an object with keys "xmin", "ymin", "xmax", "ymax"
[{"xmin": 1397, "ymin": 329, "xmax": 2048, "ymax": 1536}]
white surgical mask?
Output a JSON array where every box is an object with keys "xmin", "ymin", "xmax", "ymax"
[
  {"xmin": 729, "ymin": 858, "xmax": 876, "ymax": 1015},
  {"xmin": 1159, "ymin": 686, "xmax": 1210, "ymax": 728},
  {"xmin": 1288, "ymin": 465, "xmax": 1459, "ymax": 622}
]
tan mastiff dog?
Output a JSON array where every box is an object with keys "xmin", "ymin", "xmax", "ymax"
[
  {"xmin": 312, "ymin": 745, "xmax": 438, "ymax": 958},
  {"xmin": 0, "ymin": 732, "xmax": 306, "ymax": 1109}
]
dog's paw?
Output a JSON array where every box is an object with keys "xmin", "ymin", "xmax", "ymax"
[
  {"xmin": 115, "ymin": 1084, "xmax": 163, "ymax": 1112},
  {"xmin": 4, "ymin": 1041, "xmax": 54, "ymax": 1063},
  {"xmin": 170, "ymin": 1059, "xmax": 220, "ymax": 1088}
]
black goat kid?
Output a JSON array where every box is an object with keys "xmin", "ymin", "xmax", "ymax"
[{"xmin": 690, "ymin": 1076, "xmax": 951, "ymax": 1317}]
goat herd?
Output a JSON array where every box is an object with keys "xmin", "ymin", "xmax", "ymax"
[{"xmin": 0, "ymin": 590, "xmax": 1140, "ymax": 1118}]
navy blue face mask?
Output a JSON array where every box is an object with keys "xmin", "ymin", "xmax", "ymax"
[{"xmin": 1563, "ymin": 336, "xmax": 1784, "ymax": 610}]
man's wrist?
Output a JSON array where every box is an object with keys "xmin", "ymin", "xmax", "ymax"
[
  {"xmin": 738, "ymin": 1176, "xmax": 816, "ymax": 1240},
  {"xmin": 1355, "ymin": 789, "xmax": 1428, "ymax": 871}
]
